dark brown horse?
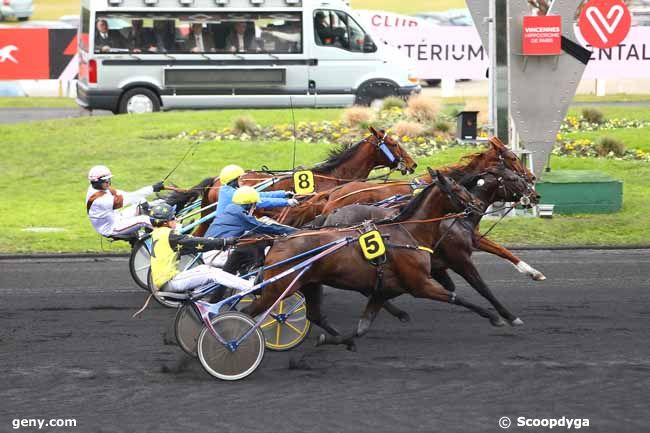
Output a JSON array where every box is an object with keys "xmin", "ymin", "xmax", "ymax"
[
  {"xmin": 314, "ymin": 166, "xmax": 540, "ymax": 324},
  {"xmin": 166, "ymin": 127, "xmax": 417, "ymax": 236},
  {"xmin": 241, "ymin": 170, "xmax": 525, "ymax": 351}
]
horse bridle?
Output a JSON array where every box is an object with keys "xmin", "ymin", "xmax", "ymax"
[
  {"xmin": 476, "ymin": 170, "xmax": 536, "ymax": 207},
  {"xmin": 375, "ymin": 132, "xmax": 407, "ymax": 172}
]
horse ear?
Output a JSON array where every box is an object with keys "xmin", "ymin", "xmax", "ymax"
[
  {"xmin": 489, "ymin": 136, "xmax": 503, "ymax": 150},
  {"xmin": 435, "ymin": 170, "xmax": 453, "ymax": 191},
  {"xmin": 368, "ymin": 126, "xmax": 379, "ymax": 137},
  {"xmin": 427, "ymin": 167, "xmax": 437, "ymax": 179}
]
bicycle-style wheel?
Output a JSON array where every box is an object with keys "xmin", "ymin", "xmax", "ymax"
[
  {"xmin": 197, "ymin": 312, "xmax": 265, "ymax": 381},
  {"xmin": 174, "ymin": 304, "xmax": 203, "ymax": 357},
  {"xmin": 129, "ymin": 239, "xmax": 151, "ymax": 290},
  {"xmin": 237, "ymin": 292, "xmax": 310, "ymax": 351},
  {"xmin": 148, "ymin": 271, "xmax": 182, "ymax": 309},
  {"xmin": 260, "ymin": 292, "xmax": 311, "ymax": 351}
]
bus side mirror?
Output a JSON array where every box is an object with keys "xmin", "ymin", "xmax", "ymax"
[{"xmin": 363, "ymin": 34, "xmax": 377, "ymax": 53}]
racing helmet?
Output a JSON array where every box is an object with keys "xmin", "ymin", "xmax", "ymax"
[
  {"xmin": 232, "ymin": 186, "xmax": 260, "ymax": 205},
  {"xmin": 220, "ymin": 164, "xmax": 245, "ymax": 185},
  {"xmin": 88, "ymin": 165, "xmax": 113, "ymax": 183},
  {"xmin": 148, "ymin": 203, "xmax": 175, "ymax": 226}
]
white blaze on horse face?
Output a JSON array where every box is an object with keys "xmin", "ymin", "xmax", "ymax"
[{"xmin": 476, "ymin": 179, "xmax": 486, "ymax": 187}]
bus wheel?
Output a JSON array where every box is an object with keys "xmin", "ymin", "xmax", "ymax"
[
  {"xmin": 119, "ymin": 88, "xmax": 161, "ymax": 114},
  {"xmin": 355, "ymin": 80, "xmax": 398, "ymax": 106}
]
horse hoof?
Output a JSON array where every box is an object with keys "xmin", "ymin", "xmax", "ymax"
[
  {"xmin": 315, "ymin": 334, "xmax": 326, "ymax": 347},
  {"xmin": 490, "ymin": 317, "xmax": 507, "ymax": 327},
  {"xmin": 533, "ymin": 272, "xmax": 546, "ymax": 281},
  {"xmin": 510, "ymin": 317, "xmax": 525, "ymax": 326},
  {"xmin": 398, "ymin": 312, "xmax": 411, "ymax": 323}
]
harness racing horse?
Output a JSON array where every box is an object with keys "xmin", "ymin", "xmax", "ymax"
[
  {"xmin": 165, "ymin": 126, "xmax": 417, "ymax": 236},
  {"xmin": 314, "ymin": 166, "xmax": 540, "ymax": 324},
  {"xmin": 309, "ymin": 137, "xmax": 545, "ymax": 282},
  {"xmin": 275, "ymin": 137, "xmax": 545, "ymax": 282},
  {"xmin": 241, "ymin": 170, "xmax": 526, "ymax": 351}
]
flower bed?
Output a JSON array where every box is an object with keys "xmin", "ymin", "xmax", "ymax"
[{"xmin": 174, "ymin": 105, "xmax": 650, "ymax": 162}]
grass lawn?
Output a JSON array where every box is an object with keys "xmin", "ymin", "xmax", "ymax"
[
  {"xmin": 0, "ymin": 97, "xmax": 78, "ymax": 109},
  {"xmin": 1, "ymin": 105, "xmax": 649, "ymax": 253},
  {"xmin": 351, "ymin": 0, "xmax": 464, "ymax": 14},
  {"xmin": 32, "ymin": 0, "xmax": 80, "ymax": 21},
  {"xmin": 565, "ymin": 106, "xmax": 650, "ymax": 152}
]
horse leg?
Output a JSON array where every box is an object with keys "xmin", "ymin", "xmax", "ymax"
[
  {"xmin": 448, "ymin": 257, "xmax": 523, "ymax": 326},
  {"xmin": 316, "ymin": 294, "xmax": 386, "ymax": 351},
  {"xmin": 411, "ymin": 278, "xmax": 506, "ymax": 327},
  {"xmin": 431, "ymin": 268, "xmax": 456, "ymax": 292},
  {"xmin": 477, "ymin": 236, "xmax": 546, "ymax": 281},
  {"xmin": 381, "ymin": 300, "xmax": 411, "ymax": 323},
  {"xmin": 302, "ymin": 283, "xmax": 342, "ymax": 337}
]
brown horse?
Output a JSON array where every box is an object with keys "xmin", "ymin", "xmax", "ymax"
[
  {"xmin": 321, "ymin": 137, "xmax": 534, "ymax": 214},
  {"xmin": 275, "ymin": 137, "xmax": 546, "ymax": 282},
  {"xmin": 167, "ymin": 127, "xmax": 417, "ymax": 236},
  {"xmin": 241, "ymin": 170, "xmax": 524, "ymax": 351},
  {"xmin": 314, "ymin": 166, "xmax": 540, "ymax": 324}
]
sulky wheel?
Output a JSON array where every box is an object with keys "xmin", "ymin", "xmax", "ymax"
[
  {"xmin": 129, "ymin": 239, "xmax": 151, "ymax": 290},
  {"xmin": 237, "ymin": 292, "xmax": 311, "ymax": 351},
  {"xmin": 174, "ymin": 304, "xmax": 204, "ymax": 357},
  {"xmin": 197, "ymin": 312, "xmax": 265, "ymax": 381},
  {"xmin": 147, "ymin": 270, "xmax": 183, "ymax": 309}
]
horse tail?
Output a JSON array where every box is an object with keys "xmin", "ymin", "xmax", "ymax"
[{"xmin": 164, "ymin": 176, "xmax": 216, "ymax": 210}]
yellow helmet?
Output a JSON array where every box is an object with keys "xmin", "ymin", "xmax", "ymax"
[
  {"xmin": 232, "ymin": 186, "xmax": 260, "ymax": 205},
  {"xmin": 220, "ymin": 164, "xmax": 245, "ymax": 184}
]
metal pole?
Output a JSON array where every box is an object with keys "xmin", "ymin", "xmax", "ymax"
[{"xmin": 494, "ymin": 0, "xmax": 509, "ymax": 145}]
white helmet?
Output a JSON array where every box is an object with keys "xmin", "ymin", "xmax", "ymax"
[{"xmin": 88, "ymin": 165, "xmax": 113, "ymax": 182}]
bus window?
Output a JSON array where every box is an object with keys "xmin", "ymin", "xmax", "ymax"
[
  {"xmin": 91, "ymin": 12, "xmax": 301, "ymax": 55},
  {"xmin": 314, "ymin": 10, "xmax": 375, "ymax": 53}
]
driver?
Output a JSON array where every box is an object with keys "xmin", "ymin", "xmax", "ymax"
[{"xmin": 86, "ymin": 165, "xmax": 164, "ymax": 238}]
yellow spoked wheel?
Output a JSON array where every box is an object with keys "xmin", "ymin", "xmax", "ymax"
[{"xmin": 237, "ymin": 292, "xmax": 311, "ymax": 352}]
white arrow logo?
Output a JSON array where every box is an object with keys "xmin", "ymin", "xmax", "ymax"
[
  {"xmin": 0, "ymin": 45, "xmax": 18, "ymax": 63},
  {"xmin": 586, "ymin": 5, "xmax": 624, "ymax": 44}
]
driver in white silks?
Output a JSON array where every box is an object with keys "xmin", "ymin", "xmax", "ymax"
[
  {"xmin": 86, "ymin": 165, "xmax": 164, "ymax": 238},
  {"xmin": 147, "ymin": 203, "xmax": 252, "ymax": 296}
]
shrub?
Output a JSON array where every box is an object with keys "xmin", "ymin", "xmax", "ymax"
[
  {"xmin": 393, "ymin": 121, "xmax": 425, "ymax": 138},
  {"xmin": 581, "ymin": 107, "xmax": 605, "ymax": 124},
  {"xmin": 405, "ymin": 94, "xmax": 439, "ymax": 123},
  {"xmin": 434, "ymin": 120, "xmax": 451, "ymax": 133},
  {"xmin": 595, "ymin": 136, "xmax": 626, "ymax": 156},
  {"xmin": 381, "ymin": 96, "xmax": 406, "ymax": 111},
  {"xmin": 341, "ymin": 105, "xmax": 375, "ymax": 128},
  {"xmin": 232, "ymin": 116, "xmax": 258, "ymax": 136}
]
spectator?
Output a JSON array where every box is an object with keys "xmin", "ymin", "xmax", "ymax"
[
  {"xmin": 187, "ymin": 23, "xmax": 216, "ymax": 53},
  {"xmin": 225, "ymin": 22, "xmax": 258, "ymax": 53},
  {"xmin": 152, "ymin": 20, "xmax": 176, "ymax": 53},
  {"xmin": 126, "ymin": 19, "xmax": 154, "ymax": 53},
  {"xmin": 95, "ymin": 19, "xmax": 124, "ymax": 52}
]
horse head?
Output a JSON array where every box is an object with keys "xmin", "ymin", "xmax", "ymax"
[
  {"xmin": 368, "ymin": 126, "xmax": 417, "ymax": 175},
  {"xmin": 489, "ymin": 137, "xmax": 536, "ymax": 183},
  {"xmin": 471, "ymin": 167, "xmax": 540, "ymax": 208},
  {"xmin": 429, "ymin": 167, "xmax": 483, "ymax": 214}
]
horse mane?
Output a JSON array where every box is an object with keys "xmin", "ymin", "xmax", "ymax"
[
  {"xmin": 378, "ymin": 182, "xmax": 438, "ymax": 224},
  {"xmin": 439, "ymin": 147, "xmax": 490, "ymax": 180},
  {"xmin": 312, "ymin": 138, "xmax": 367, "ymax": 172}
]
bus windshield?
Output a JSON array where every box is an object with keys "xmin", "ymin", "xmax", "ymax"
[{"xmin": 93, "ymin": 12, "xmax": 303, "ymax": 55}]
